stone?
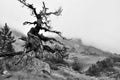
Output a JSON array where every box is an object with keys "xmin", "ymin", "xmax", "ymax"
[{"xmin": 30, "ymin": 58, "xmax": 51, "ymax": 75}]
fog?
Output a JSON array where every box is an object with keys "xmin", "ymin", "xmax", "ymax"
[{"xmin": 0, "ymin": 0, "xmax": 120, "ymax": 53}]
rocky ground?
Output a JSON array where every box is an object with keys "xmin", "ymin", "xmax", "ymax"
[
  {"xmin": 0, "ymin": 53, "xmax": 118, "ymax": 80},
  {"xmin": 0, "ymin": 30, "xmax": 119, "ymax": 80}
]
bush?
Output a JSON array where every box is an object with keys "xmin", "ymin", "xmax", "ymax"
[
  {"xmin": 86, "ymin": 58, "xmax": 114, "ymax": 77},
  {"xmin": 72, "ymin": 61, "xmax": 82, "ymax": 72},
  {"xmin": 86, "ymin": 64, "xmax": 100, "ymax": 76},
  {"xmin": 71, "ymin": 58, "xmax": 83, "ymax": 73}
]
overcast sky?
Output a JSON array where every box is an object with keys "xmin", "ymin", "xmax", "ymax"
[{"xmin": 0, "ymin": 0, "xmax": 120, "ymax": 53}]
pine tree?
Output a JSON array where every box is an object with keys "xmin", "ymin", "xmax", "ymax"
[{"xmin": 0, "ymin": 23, "xmax": 16, "ymax": 54}]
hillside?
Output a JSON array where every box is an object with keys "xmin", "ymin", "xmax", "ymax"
[
  {"xmin": 12, "ymin": 30, "xmax": 115, "ymax": 56},
  {"xmin": 0, "ymin": 29, "xmax": 119, "ymax": 80},
  {"xmin": 12, "ymin": 30, "xmax": 115, "ymax": 67},
  {"xmin": 57, "ymin": 37, "xmax": 115, "ymax": 57}
]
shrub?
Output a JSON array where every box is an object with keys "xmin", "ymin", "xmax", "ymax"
[
  {"xmin": 86, "ymin": 58, "xmax": 114, "ymax": 77},
  {"xmin": 71, "ymin": 58, "xmax": 83, "ymax": 73},
  {"xmin": 72, "ymin": 61, "xmax": 82, "ymax": 72}
]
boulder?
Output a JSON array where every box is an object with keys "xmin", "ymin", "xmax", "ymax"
[{"xmin": 29, "ymin": 58, "xmax": 51, "ymax": 75}]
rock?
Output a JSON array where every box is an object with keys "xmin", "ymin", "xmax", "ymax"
[
  {"xmin": 2, "ymin": 70, "xmax": 12, "ymax": 78},
  {"xmin": 30, "ymin": 58, "xmax": 51, "ymax": 75},
  {"xmin": 3, "ymin": 70, "xmax": 8, "ymax": 75}
]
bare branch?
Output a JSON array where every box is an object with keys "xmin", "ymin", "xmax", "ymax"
[
  {"xmin": 43, "ymin": 45, "xmax": 55, "ymax": 53},
  {"xmin": 18, "ymin": 0, "xmax": 38, "ymax": 17},
  {"xmin": 42, "ymin": 22, "xmax": 51, "ymax": 29},
  {"xmin": 0, "ymin": 51, "xmax": 23, "ymax": 57},
  {"xmin": 45, "ymin": 7, "xmax": 63, "ymax": 16},
  {"xmin": 42, "ymin": 2, "xmax": 49, "ymax": 13},
  {"xmin": 23, "ymin": 21, "xmax": 37, "ymax": 25}
]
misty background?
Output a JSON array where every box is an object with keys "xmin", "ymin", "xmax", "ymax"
[{"xmin": 0, "ymin": 0, "xmax": 120, "ymax": 53}]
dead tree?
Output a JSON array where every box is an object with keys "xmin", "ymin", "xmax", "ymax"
[{"xmin": 16, "ymin": 0, "xmax": 69, "ymax": 64}]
